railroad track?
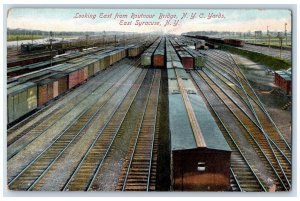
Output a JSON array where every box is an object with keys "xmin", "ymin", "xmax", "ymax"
[
  {"xmin": 205, "ymin": 51, "xmax": 291, "ymax": 157},
  {"xmin": 85, "ymin": 69, "xmax": 157, "ymax": 191},
  {"xmin": 7, "ymin": 61, "xmax": 135, "ymax": 160},
  {"xmin": 192, "ymin": 69, "xmax": 290, "ymax": 191},
  {"xmin": 203, "ymin": 59, "xmax": 291, "ymax": 162},
  {"xmin": 191, "ymin": 71, "xmax": 266, "ymax": 192},
  {"xmin": 8, "ymin": 61, "xmax": 142, "ymax": 191},
  {"xmin": 7, "ymin": 59, "xmax": 133, "ymax": 147},
  {"xmin": 61, "ymin": 63, "xmax": 150, "ymax": 191},
  {"xmin": 242, "ymin": 44, "xmax": 291, "ymax": 61},
  {"xmin": 116, "ymin": 70, "xmax": 161, "ymax": 191}
]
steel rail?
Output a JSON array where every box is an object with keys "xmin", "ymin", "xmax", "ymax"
[
  {"xmin": 62, "ymin": 60, "xmax": 142, "ymax": 191},
  {"xmin": 7, "ymin": 61, "xmax": 134, "ymax": 159},
  {"xmin": 8, "ymin": 66, "xmax": 138, "ymax": 190},
  {"xmin": 195, "ymin": 70, "xmax": 288, "ymax": 191},
  {"xmin": 120, "ymin": 70, "xmax": 160, "ymax": 191},
  {"xmin": 191, "ymin": 71, "xmax": 267, "ymax": 192}
]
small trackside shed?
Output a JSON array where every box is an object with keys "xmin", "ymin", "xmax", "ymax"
[{"xmin": 168, "ymin": 70, "xmax": 231, "ymax": 191}]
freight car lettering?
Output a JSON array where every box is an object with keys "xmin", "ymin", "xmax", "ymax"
[
  {"xmin": 207, "ymin": 12, "xmax": 225, "ymax": 20},
  {"xmin": 114, "ymin": 13, "xmax": 128, "ymax": 19},
  {"xmin": 119, "ymin": 20, "xmax": 132, "ymax": 25}
]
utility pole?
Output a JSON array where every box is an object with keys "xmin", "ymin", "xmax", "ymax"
[
  {"xmin": 285, "ymin": 22, "xmax": 288, "ymax": 46},
  {"xmin": 50, "ymin": 31, "xmax": 53, "ymax": 67},
  {"xmin": 16, "ymin": 36, "xmax": 19, "ymax": 52},
  {"xmin": 123, "ymin": 32, "xmax": 125, "ymax": 47},
  {"xmin": 85, "ymin": 34, "xmax": 89, "ymax": 47},
  {"xmin": 277, "ymin": 32, "xmax": 284, "ymax": 59},
  {"xmin": 103, "ymin": 31, "xmax": 105, "ymax": 47},
  {"xmin": 267, "ymin": 26, "xmax": 271, "ymax": 48}
]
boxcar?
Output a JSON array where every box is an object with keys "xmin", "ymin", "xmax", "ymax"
[
  {"xmin": 224, "ymin": 39, "xmax": 245, "ymax": 47},
  {"xmin": 153, "ymin": 38, "xmax": 165, "ymax": 68},
  {"xmin": 7, "ymin": 82, "xmax": 37, "ymax": 124},
  {"xmin": 66, "ymin": 68, "xmax": 80, "ymax": 89},
  {"xmin": 183, "ymin": 47, "xmax": 205, "ymax": 69},
  {"xmin": 141, "ymin": 52, "xmax": 153, "ymax": 66},
  {"xmin": 274, "ymin": 70, "xmax": 292, "ymax": 95},
  {"xmin": 178, "ymin": 51, "xmax": 194, "ymax": 70},
  {"xmin": 36, "ymin": 78, "xmax": 54, "ymax": 106},
  {"xmin": 168, "ymin": 70, "xmax": 231, "ymax": 191},
  {"xmin": 153, "ymin": 50, "xmax": 165, "ymax": 67}
]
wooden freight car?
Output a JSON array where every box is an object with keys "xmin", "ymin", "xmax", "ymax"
[
  {"xmin": 141, "ymin": 52, "xmax": 153, "ymax": 66},
  {"xmin": 128, "ymin": 45, "xmax": 144, "ymax": 57},
  {"xmin": 35, "ymin": 78, "xmax": 55, "ymax": 106},
  {"xmin": 141, "ymin": 38, "xmax": 162, "ymax": 66},
  {"xmin": 224, "ymin": 39, "xmax": 245, "ymax": 47},
  {"xmin": 153, "ymin": 38, "xmax": 166, "ymax": 68},
  {"xmin": 49, "ymin": 73, "xmax": 69, "ymax": 98},
  {"xmin": 183, "ymin": 47, "xmax": 205, "ymax": 69},
  {"xmin": 7, "ymin": 82, "xmax": 37, "ymax": 124},
  {"xmin": 274, "ymin": 69, "xmax": 292, "ymax": 95},
  {"xmin": 168, "ymin": 69, "xmax": 231, "ymax": 191},
  {"xmin": 177, "ymin": 50, "xmax": 194, "ymax": 70}
]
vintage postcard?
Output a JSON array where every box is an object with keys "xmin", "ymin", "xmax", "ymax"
[{"xmin": 5, "ymin": 7, "xmax": 292, "ymax": 192}]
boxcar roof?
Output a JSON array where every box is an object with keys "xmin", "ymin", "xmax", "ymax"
[
  {"xmin": 7, "ymin": 82, "xmax": 36, "ymax": 96},
  {"xmin": 190, "ymin": 94, "xmax": 231, "ymax": 152},
  {"xmin": 7, "ymin": 66, "xmax": 24, "ymax": 73},
  {"xmin": 275, "ymin": 70, "xmax": 292, "ymax": 81},
  {"xmin": 169, "ymin": 94, "xmax": 197, "ymax": 150}
]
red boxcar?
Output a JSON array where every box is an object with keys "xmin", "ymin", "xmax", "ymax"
[{"xmin": 178, "ymin": 51, "xmax": 194, "ymax": 70}]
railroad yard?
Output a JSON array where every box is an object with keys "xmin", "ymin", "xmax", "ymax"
[{"xmin": 6, "ymin": 34, "xmax": 292, "ymax": 192}]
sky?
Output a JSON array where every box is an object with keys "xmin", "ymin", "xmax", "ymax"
[{"xmin": 7, "ymin": 8, "xmax": 292, "ymax": 34}]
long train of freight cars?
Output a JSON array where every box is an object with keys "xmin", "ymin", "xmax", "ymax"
[
  {"xmin": 7, "ymin": 44, "xmax": 149, "ymax": 125},
  {"xmin": 183, "ymin": 34, "xmax": 245, "ymax": 47},
  {"xmin": 8, "ymin": 40, "xmax": 155, "ymax": 77},
  {"xmin": 166, "ymin": 42, "xmax": 231, "ymax": 190},
  {"xmin": 142, "ymin": 36, "xmax": 205, "ymax": 69}
]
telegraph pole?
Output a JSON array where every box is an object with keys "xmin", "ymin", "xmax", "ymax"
[
  {"xmin": 277, "ymin": 32, "xmax": 284, "ymax": 59},
  {"xmin": 285, "ymin": 23, "xmax": 288, "ymax": 46},
  {"xmin": 50, "ymin": 31, "xmax": 53, "ymax": 67},
  {"xmin": 16, "ymin": 36, "xmax": 19, "ymax": 52},
  {"xmin": 267, "ymin": 26, "xmax": 271, "ymax": 48},
  {"xmin": 85, "ymin": 34, "xmax": 89, "ymax": 47}
]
